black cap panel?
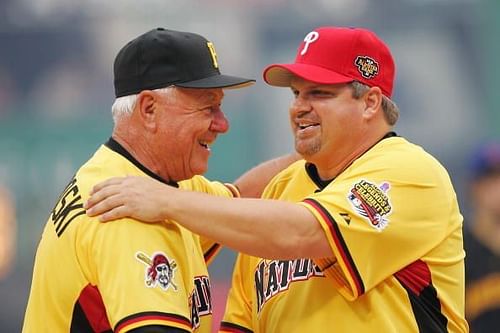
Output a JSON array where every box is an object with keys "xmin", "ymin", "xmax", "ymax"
[
  {"xmin": 113, "ymin": 28, "xmax": 255, "ymax": 97},
  {"xmin": 176, "ymin": 74, "xmax": 255, "ymax": 89}
]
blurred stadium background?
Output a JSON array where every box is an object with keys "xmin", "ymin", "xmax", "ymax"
[{"xmin": 1, "ymin": 0, "xmax": 499, "ymax": 331}]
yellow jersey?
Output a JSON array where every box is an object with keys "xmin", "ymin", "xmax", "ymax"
[
  {"xmin": 23, "ymin": 138, "xmax": 234, "ymax": 333},
  {"xmin": 220, "ymin": 135, "xmax": 468, "ymax": 333}
]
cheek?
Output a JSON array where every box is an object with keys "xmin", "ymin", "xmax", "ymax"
[{"xmin": 336, "ymin": 104, "xmax": 364, "ymax": 127}]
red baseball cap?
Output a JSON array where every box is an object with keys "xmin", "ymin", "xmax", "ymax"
[{"xmin": 263, "ymin": 27, "xmax": 395, "ymax": 98}]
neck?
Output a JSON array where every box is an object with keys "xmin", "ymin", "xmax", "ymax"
[
  {"xmin": 314, "ymin": 130, "xmax": 392, "ymax": 180},
  {"xmin": 112, "ymin": 127, "xmax": 173, "ymax": 183}
]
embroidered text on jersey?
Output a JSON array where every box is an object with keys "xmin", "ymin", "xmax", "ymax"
[
  {"xmin": 254, "ymin": 259, "xmax": 324, "ymax": 313},
  {"xmin": 348, "ymin": 180, "xmax": 392, "ymax": 231},
  {"xmin": 189, "ymin": 276, "xmax": 212, "ymax": 330},
  {"xmin": 51, "ymin": 177, "xmax": 85, "ymax": 237}
]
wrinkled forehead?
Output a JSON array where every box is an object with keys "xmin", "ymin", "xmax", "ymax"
[{"xmin": 174, "ymin": 86, "xmax": 224, "ymax": 103}]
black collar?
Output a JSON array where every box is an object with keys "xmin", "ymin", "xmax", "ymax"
[
  {"xmin": 306, "ymin": 131, "xmax": 398, "ymax": 191},
  {"xmin": 104, "ymin": 137, "xmax": 179, "ymax": 188}
]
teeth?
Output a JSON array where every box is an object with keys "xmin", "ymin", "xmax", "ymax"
[
  {"xmin": 298, "ymin": 124, "xmax": 317, "ymax": 129},
  {"xmin": 199, "ymin": 141, "xmax": 211, "ymax": 149}
]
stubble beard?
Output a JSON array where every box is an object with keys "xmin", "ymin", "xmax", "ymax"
[{"xmin": 295, "ymin": 137, "xmax": 321, "ymax": 157}]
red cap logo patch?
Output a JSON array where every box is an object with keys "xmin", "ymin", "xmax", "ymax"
[{"xmin": 355, "ymin": 56, "xmax": 379, "ymax": 79}]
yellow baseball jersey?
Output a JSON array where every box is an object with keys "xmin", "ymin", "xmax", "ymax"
[
  {"xmin": 23, "ymin": 138, "xmax": 234, "ymax": 333},
  {"xmin": 220, "ymin": 135, "xmax": 468, "ymax": 333}
]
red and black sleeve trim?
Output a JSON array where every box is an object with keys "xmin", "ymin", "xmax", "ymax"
[
  {"xmin": 115, "ymin": 312, "xmax": 191, "ymax": 332},
  {"xmin": 219, "ymin": 321, "xmax": 254, "ymax": 333},
  {"xmin": 127, "ymin": 325, "xmax": 190, "ymax": 332},
  {"xmin": 303, "ymin": 198, "xmax": 365, "ymax": 295},
  {"xmin": 71, "ymin": 284, "xmax": 112, "ymax": 333},
  {"xmin": 204, "ymin": 243, "xmax": 221, "ymax": 263},
  {"xmin": 395, "ymin": 260, "xmax": 449, "ymax": 332}
]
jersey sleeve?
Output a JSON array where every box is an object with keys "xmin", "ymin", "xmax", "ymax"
[
  {"xmin": 179, "ymin": 176, "xmax": 239, "ymax": 265},
  {"xmin": 178, "ymin": 175, "xmax": 239, "ymax": 198},
  {"xmin": 88, "ymin": 219, "xmax": 195, "ymax": 332},
  {"xmin": 219, "ymin": 254, "xmax": 255, "ymax": 333},
  {"xmin": 300, "ymin": 157, "xmax": 460, "ymax": 300}
]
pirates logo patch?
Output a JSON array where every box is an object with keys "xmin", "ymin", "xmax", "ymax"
[
  {"xmin": 136, "ymin": 251, "xmax": 178, "ymax": 291},
  {"xmin": 355, "ymin": 56, "xmax": 379, "ymax": 79},
  {"xmin": 347, "ymin": 180, "xmax": 392, "ymax": 231}
]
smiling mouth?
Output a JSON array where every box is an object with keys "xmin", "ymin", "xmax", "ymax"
[
  {"xmin": 199, "ymin": 141, "xmax": 212, "ymax": 151},
  {"xmin": 298, "ymin": 123, "xmax": 320, "ymax": 131}
]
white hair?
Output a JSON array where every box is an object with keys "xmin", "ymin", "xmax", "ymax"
[{"xmin": 111, "ymin": 87, "xmax": 173, "ymax": 123}]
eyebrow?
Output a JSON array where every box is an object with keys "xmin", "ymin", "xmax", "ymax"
[
  {"xmin": 195, "ymin": 90, "xmax": 224, "ymax": 103},
  {"xmin": 291, "ymin": 83, "xmax": 348, "ymax": 92}
]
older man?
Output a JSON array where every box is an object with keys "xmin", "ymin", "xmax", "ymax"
[
  {"xmin": 86, "ymin": 27, "xmax": 468, "ymax": 332},
  {"xmin": 23, "ymin": 28, "xmax": 296, "ymax": 333}
]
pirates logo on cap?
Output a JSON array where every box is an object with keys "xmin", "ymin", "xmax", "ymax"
[
  {"xmin": 206, "ymin": 42, "xmax": 219, "ymax": 69},
  {"xmin": 355, "ymin": 56, "xmax": 379, "ymax": 79}
]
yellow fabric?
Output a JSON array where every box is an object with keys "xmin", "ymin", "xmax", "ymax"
[
  {"xmin": 23, "ymin": 144, "xmax": 233, "ymax": 333},
  {"xmin": 179, "ymin": 178, "xmax": 235, "ymax": 266},
  {"xmin": 221, "ymin": 137, "xmax": 468, "ymax": 333}
]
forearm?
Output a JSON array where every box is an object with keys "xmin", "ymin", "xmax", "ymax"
[
  {"xmin": 234, "ymin": 153, "xmax": 301, "ymax": 198},
  {"xmin": 163, "ymin": 188, "xmax": 330, "ymax": 259},
  {"xmin": 84, "ymin": 175, "xmax": 331, "ymax": 259}
]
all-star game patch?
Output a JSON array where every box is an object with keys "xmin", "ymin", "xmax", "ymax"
[
  {"xmin": 347, "ymin": 180, "xmax": 392, "ymax": 231},
  {"xmin": 354, "ymin": 56, "xmax": 379, "ymax": 79},
  {"xmin": 136, "ymin": 251, "xmax": 178, "ymax": 291}
]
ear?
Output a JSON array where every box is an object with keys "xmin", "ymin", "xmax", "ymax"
[
  {"xmin": 136, "ymin": 90, "xmax": 159, "ymax": 131},
  {"xmin": 362, "ymin": 86, "xmax": 383, "ymax": 120}
]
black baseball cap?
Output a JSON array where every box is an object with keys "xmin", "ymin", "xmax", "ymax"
[{"xmin": 114, "ymin": 28, "xmax": 255, "ymax": 97}]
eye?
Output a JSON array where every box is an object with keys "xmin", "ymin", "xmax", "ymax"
[
  {"xmin": 310, "ymin": 89, "xmax": 333, "ymax": 97},
  {"xmin": 201, "ymin": 104, "xmax": 222, "ymax": 114},
  {"xmin": 291, "ymin": 88, "xmax": 299, "ymax": 98},
  {"xmin": 199, "ymin": 106, "xmax": 213, "ymax": 113}
]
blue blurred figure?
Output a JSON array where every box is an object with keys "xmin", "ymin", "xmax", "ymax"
[{"xmin": 464, "ymin": 142, "xmax": 500, "ymax": 332}]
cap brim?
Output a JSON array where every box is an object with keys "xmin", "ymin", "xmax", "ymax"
[
  {"xmin": 263, "ymin": 63, "xmax": 354, "ymax": 87},
  {"xmin": 175, "ymin": 74, "xmax": 255, "ymax": 89}
]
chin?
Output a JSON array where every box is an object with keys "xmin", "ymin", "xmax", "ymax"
[
  {"xmin": 192, "ymin": 164, "xmax": 209, "ymax": 177},
  {"xmin": 295, "ymin": 143, "xmax": 321, "ymax": 157}
]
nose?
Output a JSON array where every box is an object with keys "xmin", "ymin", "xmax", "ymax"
[
  {"xmin": 290, "ymin": 94, "xmax": 312, "ymax": 115},
  {"xmin": 209, "ymin": 109, "xmax": 230, "ymax": 133}
]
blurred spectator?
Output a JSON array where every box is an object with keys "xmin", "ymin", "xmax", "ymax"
[
  {"xmin": 464, "ymin": 142, "xmax": 500, "ymax": 332},
  {"xmin": 0, "ymin": 185, "xmax": 16, "ymax": 279}
]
